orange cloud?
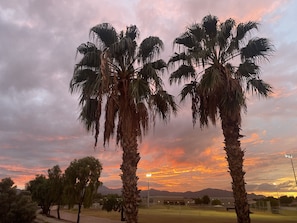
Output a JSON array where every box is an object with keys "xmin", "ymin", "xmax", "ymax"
[{"xmin": 242, "ymin": 133, "xmax": 264, "ymax": 145}]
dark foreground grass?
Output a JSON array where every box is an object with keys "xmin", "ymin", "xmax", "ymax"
[{"xmin": 77, "ymin": 205, "xmax": 297, "ymax": 223}]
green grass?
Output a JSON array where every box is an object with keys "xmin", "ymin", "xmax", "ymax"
[{"xmin": 76, "ymin": 206, "xmax": 297, "ymax": 223}]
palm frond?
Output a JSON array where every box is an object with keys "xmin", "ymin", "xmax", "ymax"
[
  {"xmin": 76, "ymin": 43, "xmax": 89, "ymax": 55},
  {"xmin": 151, "ymin": 59, "xmax": 167, "ymax": 70},
  {"xmin": 236, "ymin": 21, "xmax": 258, "ymax": 41},
  {"xmin": 168, "ymin": 52, "xmax": 189, "ymax": 65},
  {"xmin": 246, "ymin": 78, "xmax": 272, "ymax": 97},
  {"xmin": 174, "ymin": 32, "xmax": 196, "ymax": 48},
  {"xmin": 225, "ymin": 22, "xmax": 258, "ymax": 56},
  {"xmin": 199, "ymin": 66, "xmax": 222, "ymax": 93},
  {"xmin": 90, "ymin": 23, "xmax": 118, "ymax": 48},
  {"xmin": 220, "ymin": 78, "xmax": 246, "ymax": 114},
  {"xmin": 109, "ymin": 37, "xmax": 136, "ymax": 62},
  {"xmin": 125, "ymin": 25, "xmax": 139, "ymax": 41},
  {"xmin": 130, "ymin": 78, "xmax": 150, "ymax": 102},
  {"xmin": 77, "ymin": 42, "xmax": 98, "ymax": 55},
  {"xmin": 241, "ymin": 38, "xmax": 273, "ymax": 61},
  {"xmin": 149, "ymin": 90, "xmax": 177, "ymax": 121},
  {"xmin": 136, "ymin": 102, "xmax": 149, "ymax": 134},
  {"xmin": 236, "ymin": 60, "xmax": 259, "ymax": 78},
  {"xmin": 103, "ymin": 95, "xmax": 119, "ymax": 145},
  {"xmin": 169, "ymin": 64, "xmax": 196, "ymax": 85},
  {"xmin": 180, "ymin": 81, "xmax": 198, "ymax": 101},
  {"xmin": 202, "ymin": 15, "xmax": 218, "ymax": 40},
  {"xmin": 76, "ymin": 52, "xmax": 101, "ymax": 68},
  {"xmin": 138, "ymin": 63, "xmax": 163, "ymax": 87},
  {"xmin": 225, "ymin": 37, "xmax": 239, "ymax": 57},
  {"xmin": 218, "ymin": 18, "xmax": 235, "ymax": 50},
  {"xmin": 70, "ymin": 69, "xmax": 99, "ymax": 97},
  {"xmin": 79, "ymin": 98, "xmax": 100, "ymax": 132},
  {"xmin": 198, "ymin": 93, "xmax": 218, "ymax": 127},
  {"xmin": 188, "ymin": 23, "xmax": 204, "ymax": 42},
  {"xmin": 75, "ymin": 42, "xmax": 101, "ymax": 68},
  {"xmin": 138, "ymin": 36, "xmax": 164, "ymax": 63}
]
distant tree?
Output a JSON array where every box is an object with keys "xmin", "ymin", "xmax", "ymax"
[
  {"xmin": 202, "ymin": 195, "xmax": 210, "ymax": 205},
  {"xmin": 194, "ymin": 197, "xmax": 202, "ymax": 205},
  {"xmin": 266, "ymin": 196, "xmax": 279, "ymax": 207},
  {"xmin": 0, "ymin": 178, "xmax": 37, "ymax": 223},
  {"xmin": 64, "ymin": 156, "xmax": 102, "ymax": 223},
  {"xmin": 102, "ymin": 194, "xmax": 122, "ymax": 212},
  {"xmin": 92, "ymin": 192, "xmax": 103, "ymax": 204},
  {"xmin": 211, "ymin": 199, "xmax": 222, "ymax": 206},
  {"xmin": 48, "ymin": 165, "xmax": 64, "ymax": 219},
  {"xmin": 279, "ymin": 195, "xmax": 294, "ymax": 206},
  {"xmin": 26, "ymin": 174, "xmax": 53, "ymax": 215}
]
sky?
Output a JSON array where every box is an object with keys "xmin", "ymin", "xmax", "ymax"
[{"xmin": 0, "ymin": 0, "xmax": 297, "ymax": 197}]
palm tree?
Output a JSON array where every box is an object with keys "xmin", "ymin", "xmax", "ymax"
[
  {"xmin": 168, "ymin": 15, "xmax": 273, "ymax": 223},
  {"xmin": 70, "ymin": 23, "xmax": 177, "ymax": 223}
]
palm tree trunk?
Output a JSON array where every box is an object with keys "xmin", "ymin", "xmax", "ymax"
[
  {"xmin": 120, "ymin": 133, "xmax": 140, "ymax": 223},
  {"xmin": 220, "ymin": 110, "xmax": 250, "ymax": 223}
]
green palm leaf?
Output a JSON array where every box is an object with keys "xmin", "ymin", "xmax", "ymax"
[
  {"xmin": 138, "ymin": 36, "xmax": 164, "ymax": 63},
  {"xmin": 174, "ymin": 32, "xmax": 196, "ymax": 48},
  {"xmin": 247, "ymin": 78, "xmax": 272, "ymax": 96},
  {"xmin": 169, "ymin": 64, "xmax": 195, "ymax": 84},
  {"xmin": 125, "ymin": 25, "xmax": 139, "ymax": 41},
  {"xmin": 241, "ymin": 38, "xmax": 273, "ymax": 61},
  {"xmin": 236, "ymin": 21, "xmax": 258, "ymax": 41},
  {"xmin": 90, "ymin": 23, "xmax": 118, "ymax": 48},
  {"xmin": 237, "ymin": 60, "xmax": 259, "ymax": 78},
  {"xmin": 202, "ymin": 15, "xmax": 218, "ymax": 40}
]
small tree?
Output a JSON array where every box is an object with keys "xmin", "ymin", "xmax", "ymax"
[
  {"xmin": 102, "ymin": 194, "xmax": 122, "ymax": 212},
  {"xmin": 194, "ymin": 197, "xmax": 202, "ymax": 205},
  {"xmin": 26, "ymin": 175, "xmax": 53, "ymax": 215},
  {"xmin": 279, "ymin": 195, "xmax": 294, "ymax": 206},
  {"xmin": 64, "ymin": 156, "xmax": 102, "ymax": 223},
  {"xmin": 48, "ymin": 165, "xmax": 64, "ymax": 219},
  {"xmin": 266, "ymin": 196, "xmax": 279, "ymax": 207},
  {"xmin": 211, "ymin": 199, "xmax": 222, "ymax": 206},
  {"xmin": 202, "ymin": 195, "xmax": 210, "ymax": 205},
  {"xmin": 0, "ymin": 178, "xmax": 37, "ymax": 223}
]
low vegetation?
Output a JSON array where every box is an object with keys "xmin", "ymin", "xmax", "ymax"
[
  {"xmin": 63, "ymin": 205, "xmax": 297, "ymax": 223},
  {"xmin": 0, "ymin": 178, "xmax": 37, "ymax": 223}
]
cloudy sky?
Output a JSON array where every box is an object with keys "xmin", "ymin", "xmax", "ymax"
[{"xmin": 1, "ymin": 0, "xmax": 297, "ymax": 197}]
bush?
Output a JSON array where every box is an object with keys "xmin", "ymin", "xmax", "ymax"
[
  {"xmin": 211, "ymin": 199, "xmax": 222, "ymax": 206},
  {"xmin": 101, "ymin": 194, "xmax": 122, "ymax": 212},
  {"xmin": 0, "ymin": 178, "xmax": 37, "ymax": 223}
]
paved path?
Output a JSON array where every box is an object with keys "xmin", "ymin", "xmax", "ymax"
[{"xmin": 35, "ymin": 210, "xmax": 123, "ymax": 223}]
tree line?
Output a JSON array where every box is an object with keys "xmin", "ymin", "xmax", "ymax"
[{"xmin": 0, "ymin": 156, "xmax": 102, "ymax": 223}]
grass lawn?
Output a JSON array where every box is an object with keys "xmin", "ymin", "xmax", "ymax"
[{"xmin": 77, "ymin": 205, "xmax": 297, "ymax": 223}]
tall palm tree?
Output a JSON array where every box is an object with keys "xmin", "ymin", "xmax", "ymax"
[
  {"xmin": 70, "ymin": 23, "xmax": 177, "ymax": 223},
  {"xmin": 168, "ymin": 15, "xmax": 273, "ymax": 223}
]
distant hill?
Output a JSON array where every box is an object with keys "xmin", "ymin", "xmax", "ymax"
[
  {"xmin": 97, "ymin": 186, "xmax": 264, "ymax": 200},
  {"xmin": 97, "ymin": 185, "xmax": 122, "ymax": 195}
]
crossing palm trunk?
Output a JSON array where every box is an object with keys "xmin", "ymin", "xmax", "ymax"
[
  {"xmin": 120, "ymin": 128, "xmax": 140, "ymax": 223},
  {"xmin": 220, "ymin": 109, "xmax": 250, "ymax": 223}
]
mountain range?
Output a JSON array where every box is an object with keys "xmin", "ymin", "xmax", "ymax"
[{"xmin": 97, "ymin": 186, "xmax": 264, "ymax": 200}]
